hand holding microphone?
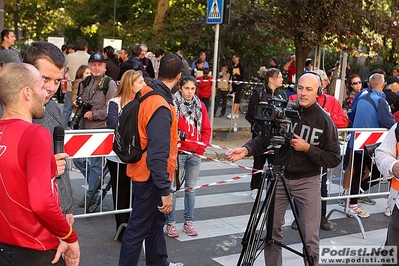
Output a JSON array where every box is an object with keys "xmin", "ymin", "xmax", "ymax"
[{"xmin": 53, "ymin": 126, "xmax": 69, "ymax": 178}]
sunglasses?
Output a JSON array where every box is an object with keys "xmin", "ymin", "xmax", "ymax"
[{"xmin": 351, "ymin": 81, "xmax": 362, "ymax": 85}]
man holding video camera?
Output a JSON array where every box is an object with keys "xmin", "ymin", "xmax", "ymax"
[
  {"xmin": 225, "ymin": 72, "xmax": 341, "ymax": 266},
  {"xmin": 72, "ymin": 52, "xmax": 117, "ymax": 207}
]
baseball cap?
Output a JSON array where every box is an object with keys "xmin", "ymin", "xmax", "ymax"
[
  {"xmin": 386, "ymin": 76, "xmax": 399, "ymax": 85},
  {"xmin": 313, "ymin": 69, "xmax": 328, "ymax": 81},
  {"xmin": 88, "ymin": 52, "xmax": 105, "ymax": 63}
]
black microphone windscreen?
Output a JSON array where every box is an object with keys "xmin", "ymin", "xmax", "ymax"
[{"xmin": 53, "ymin": 126, "xmax": 65, "ymax": 141}]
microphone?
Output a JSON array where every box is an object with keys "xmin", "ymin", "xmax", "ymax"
[
  {"xmin": 53, "ymin": 126, "xmax": 65, "ymax": 154},
  {"xmin": 53, "ymin": 126, "xmax": 65, "ymax": 179}
]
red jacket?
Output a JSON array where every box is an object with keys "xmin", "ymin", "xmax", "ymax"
[
  {"xmin": 289, "ymin": 93, "xmax": 349, "ymax": 128},
  {"xmin": 196, "ymin": 75, "xmax": 213, "ymax": 99},
  {"xmin": 179, "ymin": 101, "xmax": 212, "ymax": 155}
]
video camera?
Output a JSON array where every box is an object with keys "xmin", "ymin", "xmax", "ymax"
[
  {"xmin": 255, "ymin": 96, "xmax": 300, "ymax": 147},
  {"xmin": 68, "ymin": 98, "xmax": 92, "ymax": 129}
]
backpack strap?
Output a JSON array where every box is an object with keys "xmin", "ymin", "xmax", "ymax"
[
  {"xmin": 79, "ymin": 75, "xmax": 113, "ymax": 96},
  {"xmin": 77, "ymin": 75, "xmax": 92, "ymax": 96},
  {"xmin": 100, "ymin": 76, "xmax": 113, "ymax": 96},
  {"xmin": 350, "ymin": 90, "xmax": 378, "ymax": 120}
]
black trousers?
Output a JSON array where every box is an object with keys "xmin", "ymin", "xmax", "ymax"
[
  {"xmin": 107, "ymin": 160, "xmax": 133, "ymax": 232},
  {"xmin": 349, "ymin": 152, "xmax": 380, "ymax": 205},
  {"xmin": 384, "ymin": 205, "xmax": 399, "ymax": 266},
  {"xmin": 0, "ymin": 242, "xmax": 64, "ymax": 266}
]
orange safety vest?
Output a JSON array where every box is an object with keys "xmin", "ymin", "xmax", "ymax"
[{"xmin": 126, "ymin": 85, "xmax": 178, "ymax": 182}]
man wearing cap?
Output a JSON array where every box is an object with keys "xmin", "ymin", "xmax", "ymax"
[
  {"xmin": 384, "ymin": 76, "xmax": 399, "ymax": 114},
  {"xmin": 72, "ymin": 52, "xmax": 118, "ymax": 206}
]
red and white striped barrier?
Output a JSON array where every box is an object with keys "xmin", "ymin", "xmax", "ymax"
[
  {"xmin": 352, "ymin": 130, "xmax": 387, "ymax": 151},
  {"xmin": 64, "ymin": 129, "xmax": 114, "ymax": 158}
]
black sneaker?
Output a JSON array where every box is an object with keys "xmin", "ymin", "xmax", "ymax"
[
  {"xmin": 320, "ymin": 216, "xmax": 331, "ymax": 231},
  {"xmin": 291, "ymin": 220, "xmax": 298, "ymax": 230}
]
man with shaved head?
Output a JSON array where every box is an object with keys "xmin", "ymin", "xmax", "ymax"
[
  {"xmin": 226, "ymin": 72, "xmax": 341, "ymax": 266},
  {"xmin": 0, "ymin": 62, "xmax": 80, "ymax": 266}
]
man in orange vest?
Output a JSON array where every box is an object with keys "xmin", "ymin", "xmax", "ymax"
[{"xmin": 119, "ymin": 54, "xmax": 183, "ymax": 266}]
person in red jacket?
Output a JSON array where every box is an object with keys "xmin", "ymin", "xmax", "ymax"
[
  {"xmin": 0, "ymin": 62, "xmax": 80, "ymax": 266},
  {"xmin": 165, "ymin": 75, "xmax": 212, "ymax": 238},
  {"xmin": 196, "ymin": 68, "xmax": 213, "ymax": 111},
  {"xmin": 289, "ymin": 69, "xmax": 348, "ymax": 231}
]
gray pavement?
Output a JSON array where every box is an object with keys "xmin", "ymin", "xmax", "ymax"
[{"xmin": 206, "ymin": 111, "xmax": 252, "ymax": 159}]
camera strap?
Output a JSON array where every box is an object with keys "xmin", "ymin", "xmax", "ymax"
[{"xmin": 79, "ymin": 76, "xmax": 104, "ymax": 104}]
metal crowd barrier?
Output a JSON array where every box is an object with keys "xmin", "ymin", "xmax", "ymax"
[
  {"xmin": 65, "ymin": 128, "xmax": 391, "ymax": 239},
  {"xmin": 323, "ymin": 128, "xmax": 389, "ymax": 239}
]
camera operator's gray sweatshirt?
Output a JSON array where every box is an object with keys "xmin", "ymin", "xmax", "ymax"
[{"xmin": 243, "ymin": 101, "xmax": 341, "ymax": 179}]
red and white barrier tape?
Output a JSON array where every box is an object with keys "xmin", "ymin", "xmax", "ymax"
[{"xmin": 176, "ymin": 147, "xmax": 266, "ymax": 192}]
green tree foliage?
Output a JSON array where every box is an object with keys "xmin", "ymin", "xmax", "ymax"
[{"xmin": 4, "ymin": 0, "xmax": 399, "ymax": 77}]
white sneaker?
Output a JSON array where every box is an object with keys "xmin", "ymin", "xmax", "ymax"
[
  {"xmin": 227, "ymin": 113, "xmax": 235, "ymax": 119},
  {"xmin": 235, "ymin": 114, "xmax": 239, "ymax": 119},
  {"xmin": 348, "ymin": 204, "xmax": 370, "ymax": 218},
  {"xmin": 385, "ymin": 207, "xmax": 391, "ymax": 217},
  {"xmin": 250, "ymin": 189, "xmax": 258, "ymax": 200},
  {"xmin": 169, "ymin": 263, "xmax": 184, "ymax": 266}
]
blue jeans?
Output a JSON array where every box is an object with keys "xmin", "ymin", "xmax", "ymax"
[
  {"xmin": 119, "ymin": 179, "xmax": 169, "ymax": 266},
  {"xmin": 166, "ymin": 154, "xmax": 201, "ymax": 223},
  {"xmin": 73, "ymin": 157, "xmax": 104, "ymax": 197},
  {"xmin": 61, "ymin": 91, "xmax": 73, "ymax": 129}
]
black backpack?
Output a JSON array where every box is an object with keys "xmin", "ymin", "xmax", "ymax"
[{"xmin": 112, "ymin": 89, "xmax": 166, "ymax": 163}]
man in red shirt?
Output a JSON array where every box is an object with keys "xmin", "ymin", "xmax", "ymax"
[{"xmin": 0, "ymin": 62, "xmax": 80, "ymax": 266}]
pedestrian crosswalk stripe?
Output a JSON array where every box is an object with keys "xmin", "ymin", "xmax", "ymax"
[
  {"xmin": 171, "ymin": 198, "xmax": 388, "ymax": 242},
  {"xmin": 212, "ymin": 228, "xmax": 388, "ymax": 265},
  {"xmin": 209, "ymin": 0, "xmax": 221, "ymax": 18}
]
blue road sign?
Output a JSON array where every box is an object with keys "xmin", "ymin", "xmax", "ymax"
[{"xmin": 207, "ymin": 0, "xmax": 224, "ymax": 24}]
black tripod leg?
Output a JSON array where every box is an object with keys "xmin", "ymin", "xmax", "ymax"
[{"xmin": 238, "ymin": 169, "xmax": 279, "ymax": 266}]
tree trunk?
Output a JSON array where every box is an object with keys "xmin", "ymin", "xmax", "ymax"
[
  {"xmin": 294, "ymin": 35, "xmax": 312, "ymax": 79},
  {"xmin": 153, "ymin": 0, "xmax": 169, "ymax": 31}
]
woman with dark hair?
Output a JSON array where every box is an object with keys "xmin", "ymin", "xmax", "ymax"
[
  {"xmin": 245, "ymin": 68, "xmax": 286, "ymax": 200},
  {"xmin": 102, "ymin": 46, "xmax": 120, "ymax": 81},
  {"xmin": 344, "ymin": 74, "xmax": 362, "ymax": 110},
  {"xmin": 165, "ymin": 76, "xmax": 212, "ymax": 238}
]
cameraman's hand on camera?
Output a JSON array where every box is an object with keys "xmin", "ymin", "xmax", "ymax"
[
  {"xmin": 72, "ymin": 99, "xmax": 79, "ymax": 108},
  {"xmin": 225, "ymin": 147, "xmax": 248, "ymax": 163},
  {"xmin": 55, "ymin": 153, "xmax": 69, "ymax": 176},
  {"xmin": 83, "ymin": 111, "xmax": 93, "ymax": 121},
  {"xmin": 290, "ymin": 133, "xmax": 310, "ymax": 152}
]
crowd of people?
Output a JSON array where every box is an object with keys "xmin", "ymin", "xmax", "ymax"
[{"xmin": 1, "ymin": 28, "xmax": 399, "ymax": 265}]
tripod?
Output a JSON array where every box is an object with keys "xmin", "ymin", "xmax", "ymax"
[{"xmin": 237, "ymin": 148, "xmax": 315, "ymax": 266}]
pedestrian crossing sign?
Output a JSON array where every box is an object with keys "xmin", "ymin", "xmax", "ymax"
[{"xmin": 207, "ymin": 0, "xmax": 224, "ymax": 24}]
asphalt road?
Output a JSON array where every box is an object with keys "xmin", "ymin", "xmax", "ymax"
[{"xmin": 69, "ymin": 158, "xmax": 391, "ymax": 266}]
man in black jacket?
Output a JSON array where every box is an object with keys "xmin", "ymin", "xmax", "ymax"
[
  {"xmin": 118, "ymin": 45, "xmax": 149, "ymax": 80},
  {"xmin": 226, "ymin": 72, "xmax": 341, "ymax": 266}
]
